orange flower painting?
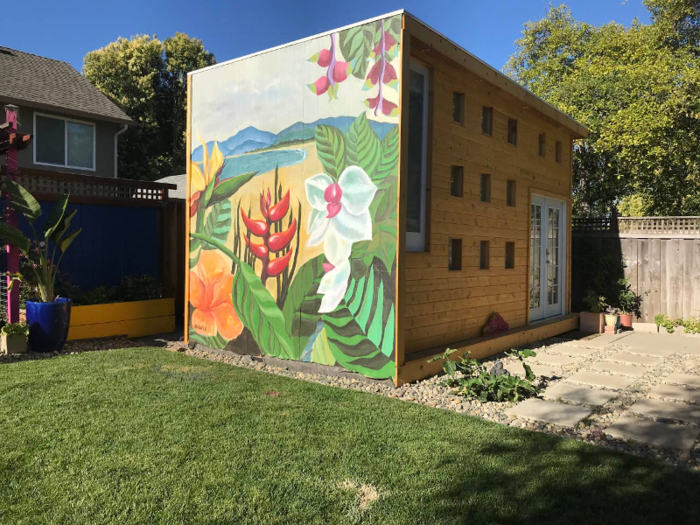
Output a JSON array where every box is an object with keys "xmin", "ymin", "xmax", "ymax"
[{"xmin": 190, "ymin": 250, "xmax": 243, "ymax": 340}]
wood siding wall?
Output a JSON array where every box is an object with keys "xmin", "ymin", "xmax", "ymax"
[{"xmin": 401, "ymin": 36, "xmax": 574, "ymax": 357}]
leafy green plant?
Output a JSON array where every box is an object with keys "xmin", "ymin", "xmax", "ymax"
[
  {"xmin": 428, "ymin": 349, "xmax": 542, "ymax": 403},
  {"xmin": 655, "ymin": 314, "xmax": 700, "ymax": 334},
  {"xmin": 1, "ymin": 322, "xmax": 29, "ymax": 338},
  {"xmin": 617, "ymin": 277, "xmax": 643, "ymax": 316},
  {"xmin": 583, "ymin": 291, "xmax": 608, "ymax": 313}
]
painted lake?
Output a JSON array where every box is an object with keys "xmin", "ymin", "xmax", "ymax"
[{"xmin": 219, "ymin": 149, "xmax": 307, "ymax": 180}]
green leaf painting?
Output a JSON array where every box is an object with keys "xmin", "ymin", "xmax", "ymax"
[
  {"xmin": 346, "ymin": 113, "xmax": 382, "ymax": 177},
  {"xmin": 315, "ymin": 126, "xmax": 347, "ymax": 180},
  {"xmin": 376, "ymin": 126, "xmax": 399, "ymax": 182},
  {"xmin": 208, "ymin": 172, "xmax": 257, "ymax": 206},
  {"xmin": 282, "ymin": 256, "xmax": 325, "ymax": 354},
  {"xmin": 202, "ymin": 201, "xmax": 232, "ymax": 250},
  {"xmin": 338, "ymin": 25, "xmax": 375, "ymax": 80}
]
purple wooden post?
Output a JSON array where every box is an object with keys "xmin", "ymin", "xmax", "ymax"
[{"xmin": 4, "ymin": 104, "xmax": 20, "ymax": 323}]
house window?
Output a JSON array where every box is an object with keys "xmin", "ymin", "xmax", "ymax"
[
  {"xmin": 507, "ymin": 180, "xmax": 516, "ymax": 207},
  {"xmin": 452, "ymin": 92, "xmax": 465, "ymax": 124},
  {"xmin": 539, "ymin": 133, "xmax": 546, "ymax": 157},
  {"xmin": 505, "ymin": 242, "xmax": 515, "ymax": 269},
  {"xmin": 556, "ymin": 140, "xmax": 563, "ymax": 163},
  {"xmin": 407, "ymin": 62, "xmax": 430, "ymax": 252},
  {"xmin": 450, "ymin": 166, "xmax": 464, "ymax": 197},
  {"xmin": 479, "ymin": 240, "xmax": 490, "ymax": 270},
  {"xmin": 507, "ymin": 118, "xmax": 518, "ymax": 145},
  {"xmin": 449, "ymin": 238, "xmax": 462, "ymax": 271},
  {"xmin": 34, "ymin": 113, "xmax": 95, "ymax": 170},
  {"xmin": 480, "ymin": 173, "xmax": 491, "ymax": 203},
  {"xmin": 481, "ymin": 106, "xmax": 493, "ymax": 135}
]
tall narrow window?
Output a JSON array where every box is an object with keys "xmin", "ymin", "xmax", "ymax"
[
  {"xmin": 505, "ymin": 242, "xmax": 515, "ymax": 269},
  {"xmin": 450, "ymin": 166, "xmax": 464, "ymax": 197},
  {"xmin": 507, "ymin": 118, "xmax": 518, "ymax": 145},
  {"xmin": 539, "ymin": 133, "xmax": 546, "ymax": 157},
  {"xmin": 555, "ymin": 140, "xmax": 563, "ymax": 163},
  {"xmin": 507, "ymin": 180, "xmax": 516, "ymax": 207},
  {"xmin": 449, "ymin": 239, "xmax": 462, "ymax": 271},
  {"xmin": 480, "ymin": 173, "xmax": 491, "ymax": 203},
  {"xmin": 452, "ymin": 92, "xmax": 465, "ymax": 124},
  {"xmin": 481, "ymin": 106, "xmax": 493, "ymax": 135},
  {"xmin": 479, "ymin": 241, "xmax": 490, "ymax": 270},
  {"xmin": 406, "ymin": 62, "xmax": 430, "ymax": 252}
]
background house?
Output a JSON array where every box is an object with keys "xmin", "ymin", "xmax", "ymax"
[{"xmin": 0, "ymin": 46, "xmax": 133, "ymax": 178}]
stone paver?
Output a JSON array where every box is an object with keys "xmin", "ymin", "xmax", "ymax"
[
  {"xmin": 503, "ymin": 361, "xmax": 560, "ymax": 378},
  {"xmin": 607, "ymin": 351, "xmax": 662, "ymax": 367},
  {"xmin": 591, "ymin": 361, "xmax": 648, "ymax": 378},
  {"xmin": 543, "ymin": 382, "xmax": 618, "ymax": 406},
  {"xmin": 547, "ymin": 344, "xmax": 597, "ymax": 357},
  {"xmin": 569, "ymin": 332, "xmax": 631, "ymax": 349},
  {"xmin": 566, "ymin": 371, "xmax": 636, "ymax": 390},
  {"xmin": 531, "ymin": 354, "xmax": 581, "ymax": 367},
  {"xmin": 649, "ymin": 384, "xmax": 700, "ymax": 404},
  {"xmin": 606, "ymin": 415, "xmax": 700, "ymax": 452},
  {"xmin": 618, "ymin": 333, "xmax": 676, "ymax": 357},
  {"xmin": 663, "ymin": 373, "xmax": 700, "ymax": 389},
  {"xmin": 506, "ymin": 398, "xmax": 591, "ymax": 427},
  {"xmin": 629, "ymin": 397, "xmax": 700, "ymax": 426}
]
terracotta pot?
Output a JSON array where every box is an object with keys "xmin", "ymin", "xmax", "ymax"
[
  {"xmin": 619, "ymin": 313, "xmax": 633, "ymax": 329},
  {"xmin": 580, "ymin": 312, "xmax": 604, "ymax": 333}
]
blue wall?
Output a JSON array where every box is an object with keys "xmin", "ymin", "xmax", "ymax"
[{"xmin": 15, "ymin": 201, "xmax": 159, "ymax": 289}]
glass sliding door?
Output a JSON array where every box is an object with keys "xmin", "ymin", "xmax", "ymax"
[{"xmin": 406, "ymin": 62, "xmax": 429, "ymax": 251}]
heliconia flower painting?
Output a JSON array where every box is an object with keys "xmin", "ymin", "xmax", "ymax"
[{"xmin": 187, "ymin": 15, "xmax": 401, "ymax": 379}]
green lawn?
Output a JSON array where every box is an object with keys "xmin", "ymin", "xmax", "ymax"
[{"xmin": 1, "ymin": 348, "xmax": 699, "ymax": 524}]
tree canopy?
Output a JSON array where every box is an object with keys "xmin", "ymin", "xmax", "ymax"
[
  {"xmin": 505, "ymin": 1, "xmax": 700, "ymax": 216},
  {"xmin": 84, "ymin": 33, "xmax": 215, "ymax": 181}
]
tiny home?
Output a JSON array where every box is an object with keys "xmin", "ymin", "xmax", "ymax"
[{"xmin": 185, "ymin": 11, "xmax": 587, "ymax": 385}]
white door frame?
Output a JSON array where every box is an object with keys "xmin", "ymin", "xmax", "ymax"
[
  {"xmin": 529, "ymin": 195, "xmax": 567, "ymax": 322},
  {"xmin": 406, "ymin": 61, "xmax": 429, "ymax": 252}
]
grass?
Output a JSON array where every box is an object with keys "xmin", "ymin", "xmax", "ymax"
[{"xmin": 1, "ymin": 348, "xmax": 699, "ymax": 524}]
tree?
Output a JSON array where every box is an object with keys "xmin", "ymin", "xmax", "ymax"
[
  {"xmin": 84, "ymin": 34, "xmax": 215, "ymax": 180},
  {"xmin": 505, "ymin": 2, "xmax": 700, "ymax": 216}
]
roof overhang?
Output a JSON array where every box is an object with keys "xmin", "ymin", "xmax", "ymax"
[{"xmin": 0, "ymin": 95, "xmax": 135, "ymax": 127}]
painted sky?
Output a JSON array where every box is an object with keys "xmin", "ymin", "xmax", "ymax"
[{"xmin": 4, "ymin": 1, "xmax": 651, "ymax": 75}]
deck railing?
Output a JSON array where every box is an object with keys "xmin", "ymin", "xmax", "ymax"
[{"xmin": 573, "ymin": 216, "xmax": 700, "ymax": 236}]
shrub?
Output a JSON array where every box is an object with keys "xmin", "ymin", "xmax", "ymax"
[{"xmin": 1, "ymin": 322, "xmax": 29, "ymax": 338}]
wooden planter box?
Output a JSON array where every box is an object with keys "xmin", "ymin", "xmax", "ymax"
[
  {"xmin": 580, "ymin": 311, "xmax": 604, "ymax": 333},
  {"xmin": 1, "ymin": 334, "xmax": 27, "ymax": 354},
  {"xmin": 68, "ymin": 298, "xmax": 176, "ymax": 341}
]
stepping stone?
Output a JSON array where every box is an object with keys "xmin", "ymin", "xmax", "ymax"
[
  {"xmin": 629, "ymin": 397, "xmax": 700, "ymax": 426},
  {"xmin": 606, "ymin": 352, "xmax": 661, "ymax": 367},
  {"xmin": 506, "ymin": 399, "xmax": 591, "ymax": 427},
  {"xmin": 618, "ymin": 333, "xmax": 676, "ymax": 357},
  {"xmin": 679, "ymin": 339, "xmax": 700, "ymax": 355},
  {"xmin": 663, "ymin": 373, "xmax": 700, "ymax": 389},
  {"xmin": 569, "ymin": 332, "xmax": 631, "ymax": 349},
  {"xmin": 531, "ymin": 354, "xmax": 580, "ymax": 367},
  {"xmin": 543, "ymin": 382, "xmax": 618, "ymax": 406},
  {"xmin": 649, "ymin": 384, "xmax": 700, "ymax": 404},
  {"xmin": 566, "ymin": 371, "xmax": 636, "ymax": 390},
  {"xmin": 547, "ymin": 345, "xmax": 597, "ymax": 357},
  {"xmin": 503, "ymin": 361, "xmax": 560, "ymax": 378},
  {"xmin": 606, "ymin": 415, "xmax": 700, "ymax": 452},
  {"xmin": 591, "ymin": 361, "xmax": 647, "ymax": 378}
]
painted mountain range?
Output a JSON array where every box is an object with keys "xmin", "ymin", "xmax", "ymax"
[{"xmin": 192, "ymin": 116, "xmax": 396, "ymax": 161}]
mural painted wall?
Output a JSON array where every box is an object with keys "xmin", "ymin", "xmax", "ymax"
[{"xmin": 188, "ymin": 15, "xmax": 401, "ymax": 379}]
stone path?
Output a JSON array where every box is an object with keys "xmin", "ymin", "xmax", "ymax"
[{"xmin": 505, "ymin": 332, "xmax": 700, "ymax": 459}]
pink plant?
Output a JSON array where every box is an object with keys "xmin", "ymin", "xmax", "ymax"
[
  {"xmin": 363, "ymin": 19, "xmax": 399, "ymax": 117},
  {"xmin": 308, "ymin": 33, "xmax": 350, "ymax": 100},
  {"xmin": 483, "ymin": 313, "xmax": 509, "ymax": 336}
]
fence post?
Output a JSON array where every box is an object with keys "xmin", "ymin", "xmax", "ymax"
[{"xmin": 4, "ymin": 105, "xmax": 20, "ymax": 323}]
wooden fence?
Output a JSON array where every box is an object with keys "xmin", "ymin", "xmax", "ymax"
[{"xmin": 572, "ymin": 217, "xmax": 700, "ymax": 322}]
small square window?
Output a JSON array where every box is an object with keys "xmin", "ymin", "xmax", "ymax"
[
  {"xmin": 450, "ymin": 166, "xmax": 464, "ymax": 197},
  {"xmin": 481, "ymin": 106, "xmax": 493, "ymax": 135},
  {"xmin": 507, "ymin": 180, "xmax": 516, "ymax": 207},
  {"xmin": 480, "ymin": 173, "xmax": 491, "ymax": 203},
  {"xmin": 452, "ymin": 92, "xmax": 465, "ymax": 124},
  {"xmin": 505, "ymin": 242, "xmax": 515, "ymax": 269},
  {"xmin": 507, "ymin": 118, "xmax": 518, "ymax": 145},
  {"xmin": 556, "ymin": 140, "xmax": 563, "ymax": 163},
  {"xmin": 479, "ymin": 240, "xmax": 490, "ymax": 270},
  {"xmin": 539, "ymin": 133, "xmax": 546, "ymax": 157},
  {"xmin": 449, "ymin": 238, "xmax": 462, "ymax": 271}
]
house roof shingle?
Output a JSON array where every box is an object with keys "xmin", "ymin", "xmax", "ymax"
[{"xmin": 0, "ymin": 47, "xmax": 133, "ymax": 125}]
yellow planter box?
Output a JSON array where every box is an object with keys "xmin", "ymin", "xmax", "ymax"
[{"xmin": 68, "ymin": 298, "xmax": 176, "ymax": 341}]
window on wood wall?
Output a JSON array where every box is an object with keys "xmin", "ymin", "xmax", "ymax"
[
  {"xmin": 539, "ymin": 133, "xmax": 546, "ymax": 157},
  {"xmin": 480, "ymin": 174, "xmax": 491, "ymax": 202},
  {"xmin": 481, "ymin": 106, "xmax": 493, "ymax": 135},
  {"xmin": 449, "ymin": 239, "xmax": 462, "ymax": 270},
  {"xmin": 479, "ymin": 241, "xmax": 490, "ymax": 270},
  {"xmin": 452, "ymin": 92, "xmax": 465, "ymax": 124},
  {"xmin": 505, "ymin": 242, "xmax": 515, "ymax": 269},
  {"xmin": 507, "ymin": 180, "xmax": 516, "ymax": 207},
  {"xmin": 450, "ymin": 166, "xmax": 464, "ymax": 197},
  {"xmin": 556, "ymin": 141, "xmax": 563, "ymax": 163},
  {"xmin": 507, "ymin": 118, "xmax": 518, "ymax": 145}
]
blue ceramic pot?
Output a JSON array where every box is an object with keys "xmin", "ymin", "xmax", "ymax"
[{"xmin": 26, "ymin": 298, "xmax": 72, "ymax": 353}]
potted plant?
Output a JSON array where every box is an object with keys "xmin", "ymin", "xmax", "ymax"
[
  {"xmin": 604, "ymin": 306, "xmax": 620, "ymax": 334},
  {"xmin": 617, "ymin": 277, "xmax": 642, "ymax": 329},
  {"xmin": 0, "ymin": 180, "xmax": 80, "ymax": 353},
  {"xmin": 580, "ymin": 292, "xmax": 607, "ymax": 333},
  {"xmin": 0, "ymin": 322, "xmax": 28, "ymax": 354}
]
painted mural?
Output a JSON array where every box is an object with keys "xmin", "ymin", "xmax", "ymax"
[{"xmin": 188, "ymin": 15, "xmax": 401, "ymax": 379}]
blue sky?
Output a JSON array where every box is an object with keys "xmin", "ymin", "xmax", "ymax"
[{"xmin": 4, "ymin": 0, "xmax": 650, "ymax": 73}]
